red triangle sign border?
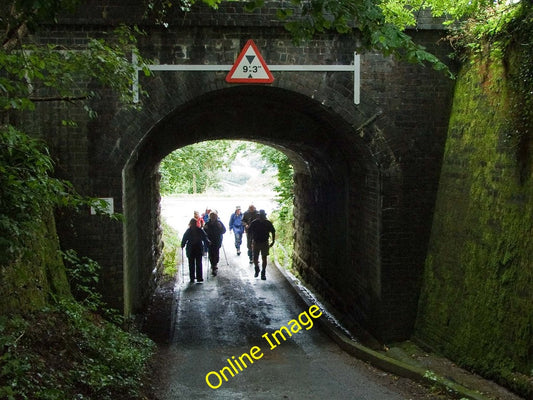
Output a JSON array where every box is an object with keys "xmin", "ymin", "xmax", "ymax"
[{"xmin": 226, "ymin": 39, "xmax": 274, "ymax": 84}]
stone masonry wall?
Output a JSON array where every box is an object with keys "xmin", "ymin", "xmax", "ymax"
[
  {"xmin": 415, "ymin": 49, "xmax": 533, "ymax": 395},
  {"xmin": 29, "ymin": 1, "xmax": 455, "ymax": 340}
]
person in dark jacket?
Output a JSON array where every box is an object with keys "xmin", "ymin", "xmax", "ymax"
[
  {"xmin": 229, "ymin": 206, "xmax": 244, "ymax": 255},
  {"xmin": 242, "ymin": 204, "xmax": 259, "ymax": 263},
  {"xmin": 248, "ymin": 209, "xmax": 275, "ymax": 280},
  {"xmin": 181, "ymin": 218, "xmax": 209, "ymax": 283},
  {"xmin": 203, "ymin": 211, "xmax": 226, "ymax": 276}
]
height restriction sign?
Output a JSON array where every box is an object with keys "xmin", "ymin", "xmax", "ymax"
[{"xmin": 225, "ymin": 40, "xmax": 274, "ymax": 83}]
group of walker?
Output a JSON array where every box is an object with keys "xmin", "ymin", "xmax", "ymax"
[{"xmin": 180, "ymin": 205, "xmax": 276, "ymax": 283}]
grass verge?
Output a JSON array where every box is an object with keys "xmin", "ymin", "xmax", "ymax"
[{"xmin": 0, "ymin": 299, "xmax": 156, "ymax": 400}]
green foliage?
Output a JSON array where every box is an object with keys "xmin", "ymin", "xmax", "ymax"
[
  {"xmin": 161, "ymin": 219, "xmax": 180, "ymax": 277},
  {"xmin": 269, "ymin": 206, "xmax": 294, "ymax": 268},
  {"xmin": 276, "ymin": 0, "xmax": 525, "ymax": 75},
  {"xmin": 60, "ymin": 250, "xmax": 106, "ymax": 312},
  {"xmin": 0, "ymin": 0, "xmax": 141, "ymax": 269},
  {"xmin": 143, "ymin": 0, "xmax": 454, "ymax": 72},
  {"xmin": 146, "ymin": 0, "xmax": 521, "ymax": 77},
  {"xmin": 1, "ymin": 25, "xmax": 148, "ymax": 114},
  {"xmin": 0, "ymin": 208, "xmax": 71, "ymax": 315},
  {"xmin": 0, "ymin": 300, "xmax": 155, "ymax": 400},
  {"xmin": 447, "ymin": 0, "xmax": 526, "ymax": 60},
  {"xmin": 0, "ymin": 126, "xmax": 115, "ymax": 264},
  {"xmin": 254, "ymin": 144, "xmax": 294, "ymax": 215},
  {"xmin": 60, "ymin": 249, "xmax": 127, "ymax": 325},
  {"xmin": 159, "ymin": 140, "xmax": 242, "ymax": 194},
  {"xmin": 249, "ymin": 0, "xmax": 452, "ymax": 74},
  {"xmin": 415, "ymin": 48, "xmax": 533, "ymax": 398},
  {"xmin": 504, "ymin": 3, "xmax": 533, "ymax": 184},
  {"xmin": 1, "ymin": 0, "xmax": 82, "ymax": 39},
  {"xmin": 145, "ymin": 0, "xmax": 223, "ymax": 19},
  {"xmin": 1, "ymin": 3, "xmax": 147, "ymax": 265},
  {"xmin": 1, "ymin": 126, "xmax": 70, "ymax": 263}
]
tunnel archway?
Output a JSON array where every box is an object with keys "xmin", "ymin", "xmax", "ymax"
[
  {"xmin": 25, "ymin": 8, "xmax": 455, "ymax": 344},
  {"xmin": 123, "ymin": 85, "xmax": 393, "ymax": 340}
]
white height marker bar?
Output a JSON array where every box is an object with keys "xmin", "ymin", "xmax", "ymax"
[{"xmin": 132, "ymin": 52, "xmax": 360, "ymax": 104}]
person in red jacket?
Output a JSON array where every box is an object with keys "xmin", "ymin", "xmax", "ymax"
[{"xmin": 193, "ymin": 210, "xmax": 204, "ymax": 228}]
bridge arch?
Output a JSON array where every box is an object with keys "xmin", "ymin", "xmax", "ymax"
[
  {"xmin": 122, "ymin": 84, "xmax": 395, "ymax": 338},
  {"xmin": 36, "ymin": 8, "xmax": 454, "ymax": 341}
]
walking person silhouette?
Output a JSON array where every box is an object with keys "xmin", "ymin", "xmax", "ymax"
[
  {"xmin": 203, "ymin": 211, "xmax": 226, "ymax": 276},
  {"xmin": 181, "ymin": 218, "xmax": 209, "ymax": 283},
  {"xmin": 248, "ymin": 209, "xmax": 275, "ymax": 280}
]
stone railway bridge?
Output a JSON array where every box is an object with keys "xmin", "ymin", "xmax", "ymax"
[{"xmin": 34, "ymin": 1, "xmax": 456, "ymax": 342}]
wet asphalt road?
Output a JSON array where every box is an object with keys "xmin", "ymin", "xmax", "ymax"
[{"xmin": 154, "ymin": 243, "xmax": 425, "ymax": 400}]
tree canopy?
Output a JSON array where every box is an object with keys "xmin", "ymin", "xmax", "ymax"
[
  {"xmin": 158, "ymin": 141, "xmax": 293, "ymax": 203},
  {"xmin": 148, "ymin": 0, "xmax": 525, "ymax": 75},
  {"xmin": 159, "ymin": 141, "xmax": 242, "ymax": 194}
]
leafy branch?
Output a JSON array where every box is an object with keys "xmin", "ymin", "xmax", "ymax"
[
  {"xmin": 159, "ymin": 140, "xmax": 241, "ymax": 194},
  {"xmin": 1, "ymin": 4, "xmax": 150, "ymax": 264},
  {"xmin": 0, "ymin": 125, "xmax": 119, "ymax": 264},
  {"xmin": 247, "ymin": 0, "xmax": 454, "ymax": 74},
  {"xmin": 1, "ymin": 27, "xmax": 150, "ymax": 116}
]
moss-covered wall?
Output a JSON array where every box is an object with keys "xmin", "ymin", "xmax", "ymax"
[
  {"xmin": 414, "ymin": 45, "xmax": 533, "ymax": 395},
  {"xmin": 0, "ymin": 210, "xmax": 71, "ymax": 314}
]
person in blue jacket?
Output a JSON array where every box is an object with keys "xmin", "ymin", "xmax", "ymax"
[{"xmin": 229, "ymin": 206, "xmax": 245, "ymax": 256}]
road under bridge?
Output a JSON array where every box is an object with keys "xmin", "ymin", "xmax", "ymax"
[{"xmin": 150, "ymin": 250, "xmax": 455, "ymax": 399}]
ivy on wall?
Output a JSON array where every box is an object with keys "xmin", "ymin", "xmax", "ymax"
[{"xmin": 415, "ymin": 6, "xmax": 533, "ymax": 397}]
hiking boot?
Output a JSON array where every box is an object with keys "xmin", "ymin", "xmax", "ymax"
[
  {"xmin": 261, "ymin": 273, "xmax": 266, "ymax": 280},
  {"xmin": 254, "ymin": 267, "xmax": 260, "ymax": 278}
]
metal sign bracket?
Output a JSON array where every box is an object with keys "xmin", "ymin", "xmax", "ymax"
[{"xmin": 132, "ymin": 52, "xmax": 360, "ymax": 104}]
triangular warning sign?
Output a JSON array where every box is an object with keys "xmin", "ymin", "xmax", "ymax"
[{"xmin": 226, "ymin": 40, "xmax": 274, "ymax": 83}]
